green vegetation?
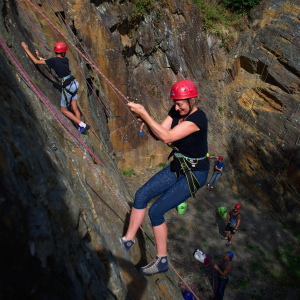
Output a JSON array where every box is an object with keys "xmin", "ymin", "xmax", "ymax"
[
  {"xmin": 129, "ymin": 0, "xmax": 169, "ymax": 26},
  {"xmin": 246, "ymin": 244, "xmax": 257, "ymax": 251},
  {"xmin": 237, "ymin": 265, "xmax": 244, "ymax": 272},
  {"xmin": 273, "ymin": 245, "xmax": 300, "ymax": 287},
  {"xmin": 180, "ymin": 226, "xmax": 189, "ymax": 232},
  {"xmin": 131, "ymin": 0, "xmax": 155, "ymax": 22},
  {"xmin": 31, "ymin": 78, "xmax": 42, "ymax": 86},
  {"xmin": 258, "ymin": 223, "xmax": 300, "ymax": 288},
  {"xmin": 235, "ymin": 278, "xmax": 250, "ymax": 290},
  {"xmin": 192, "ymin": 0, "xmax": 258, "ymax": 47},
  {"xmin": 248, "ymin": 294, "xmax": 264, "ymax": 300},
  {"xmin": 218, "ymin": 105, "xmax": 225, "ymax": 112},
  {"xmin": 193, "ymin": 0, "xmax": 245, "ymax": 31},
  {"xmin": 127, "ymin": 0, "xmax": 260, "ymax": 48},
  {"xmin": 122, "ymin": 169, "xmax": 136, "ymax": 177},
  {"xmin": 223, "ymin": 0, "xmax": 261, "ymax": 13},
  {"xmin": 157, "ymin": 162, "xmax": 168, "ymax": 168}
]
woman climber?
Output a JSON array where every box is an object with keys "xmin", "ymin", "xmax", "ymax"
[
  {"xmin": 122, "ymin": 79, "xmax": 209, "ymax": 276},
  {"xmin": 21, "ymin": 41, "xmax": 90, "ymax": 134}
]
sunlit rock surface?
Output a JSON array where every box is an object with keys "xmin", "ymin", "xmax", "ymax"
[{"xmin": 0, "ymin": 0, "xmax": 299, "ymax": 298}]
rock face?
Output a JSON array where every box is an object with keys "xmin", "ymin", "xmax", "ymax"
[
  {"xmin": 0, "ymin": 0, "xmax": 299, "ymax": 299},
  {"xmin": 221, "ymin": 0, "xmax": 300, "ymax": 224}
]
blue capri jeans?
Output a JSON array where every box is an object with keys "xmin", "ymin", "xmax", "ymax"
[{"xmin": 133, "ymin": 166, "xmax": 208, "ymax": 226}]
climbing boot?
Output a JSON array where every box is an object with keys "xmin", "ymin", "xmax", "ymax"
[
  {"xmin": 122, "ymin": 238, "xmax": 135, "ymax": 252},
  {"xmin": 139, "ymin": 256, "xmax": 169, "ymax": 276},
  {"xmin": 78, "ymin": 124, "xmax": 90, "ymax": 134}
]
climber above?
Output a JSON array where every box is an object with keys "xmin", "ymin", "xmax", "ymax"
[
  {"xmin": 21, "ymin": 41, "xmax": 90, "ymax": 134},
  {"xmin": 122, "ymin": 79, "xmax": 209, "ymax": 276}
]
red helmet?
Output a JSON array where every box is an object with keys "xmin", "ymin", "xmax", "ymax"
[
  {"xmin": 235, "ymin": 204, "xmax": 241, "ymax": 210},
  {"xmin": 170, "ymin": 80, "xmax": 198, "ymax": 100},
  {"xmin": 54, "ymin": 42, "xmax": 68, "ymax": 53},
  {"xmin": 219, "ymin": 156, "xmax": 224, "ymax": 160}
]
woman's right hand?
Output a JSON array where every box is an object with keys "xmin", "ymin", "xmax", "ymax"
[{"xmin": 127, "ymin": 102, "xmax": 147, "ymax": 118}]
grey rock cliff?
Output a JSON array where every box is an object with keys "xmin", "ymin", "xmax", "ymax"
[{"xmin": 0, "ymin": 0, "xmax": 299, "ymax": 299}]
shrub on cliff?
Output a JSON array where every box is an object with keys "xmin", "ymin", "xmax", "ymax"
[{"xmin": 223, "ymin": 0, "xmax": 261, "ymax": 12}]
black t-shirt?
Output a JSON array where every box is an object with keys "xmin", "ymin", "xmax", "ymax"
[
  {"xmin": 168, "ymin": 106, "xmax": 209, "ymax": 171},
  {"xmin": 45, "ymin": 57, "xmax": 74, "ymax": 86}
]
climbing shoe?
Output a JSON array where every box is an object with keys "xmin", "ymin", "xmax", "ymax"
[
  {"xmin": 78, "ymin": 124, "xmax": 90, "ymax": 134},
  {"xmin": 226, "ymin": 242, "xmax": 232, "ymax": 246},
  {"xmin": 221, "ymin": 237, "xmax": 228, "ymax": 240},
  {"xmin": 122, "ymin": 238, "xmax": 135, "ymax": 252},
  {"xmin": 139, "ymin": 256, "xmax": 169, "ymax": 276},
  {"xmin": 209, "ymin": 186, "xmax": 214, "ymax": 191}
]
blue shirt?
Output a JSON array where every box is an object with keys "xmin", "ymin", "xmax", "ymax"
[{"xmin": 215, "ymin": 161, "xmax": 225, "ymax": 171}]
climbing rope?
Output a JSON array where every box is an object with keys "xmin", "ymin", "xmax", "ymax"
[
  {"xmin": 16, "ymin": 0, "xmax": 165, "ymax": 189},
  {"xmin": 11, "ymin": 2, "xmax": 272, "ymax": 298},
  {"xmin": 0, "ymin": 37, "xmax": 130, "ymax": 216},
  {"xmin": 2, "ymin": 36, "xmax": 202, "ymax": 298},
  {"xmin": 18, "ymin": 0, "xmax": 167, "ymax": 168}
]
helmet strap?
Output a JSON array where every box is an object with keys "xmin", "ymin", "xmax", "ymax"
[
  {"xmin": 56, "ymin": 52, "xmax": 66, "ymax": 58},
  {"xmin": 182, "ymin": 99, "xmax": 194, "ymax": 119}
]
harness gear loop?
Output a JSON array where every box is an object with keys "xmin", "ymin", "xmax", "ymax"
[{"xmin": 168, "ymin": 143, "xmax": 204, "ymax": 198}]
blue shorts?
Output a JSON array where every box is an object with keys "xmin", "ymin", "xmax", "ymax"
[
  {"xmin": 133, "ymin": 166, "xmax": 208, "ymax": 226},
  {"xmin": 61, "ymin": 80, "xmax": 79, "ymax": 107}
]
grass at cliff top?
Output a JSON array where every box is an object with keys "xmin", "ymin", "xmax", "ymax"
[{"xmin": 193, "ymin": 0, "xmax": 247, "ymax": 35}]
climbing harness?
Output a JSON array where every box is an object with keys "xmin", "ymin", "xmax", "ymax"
[
  {"xmin": 59, "ymin": 74, "xmax": 72, "ymax": 82},
  {"xmin": 58, "ymin": 74, "xmax": 77, "ymax": 107},
  {"xmin": 168, "ymin": 143, "xmax": 206, "ymax": 198}
]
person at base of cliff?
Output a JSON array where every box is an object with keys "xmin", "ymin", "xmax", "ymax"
[
  {"xmin": 222, "ymin": 204, "xmax": 241, "ymax": 246},
  {"xmin": 214, "ymin": 251, "xmax": 234, "ymax": 300},
  {"xmin": 206, "ymin": 156, "xmax": 224, "ymax": 191},
  {"xmin": 21, "ymin": 41, "xmax": 90, "ymax": 134},
  {"xmin": 122, "ymin": 80, "xmax": 209, "ymax": 276}
]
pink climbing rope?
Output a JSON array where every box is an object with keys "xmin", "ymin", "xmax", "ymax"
[
  {"xmin": 17, "ymin": 0, "xmax": 154, "ymax": 158},
  {"xmin": 0, "ymin": 37, "xmax": 130, "ymax": 215}
]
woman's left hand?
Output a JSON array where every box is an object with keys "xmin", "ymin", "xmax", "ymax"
[{"xmin": 21, "ymin": 42, "xmax": 28, "ymax": 50}]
